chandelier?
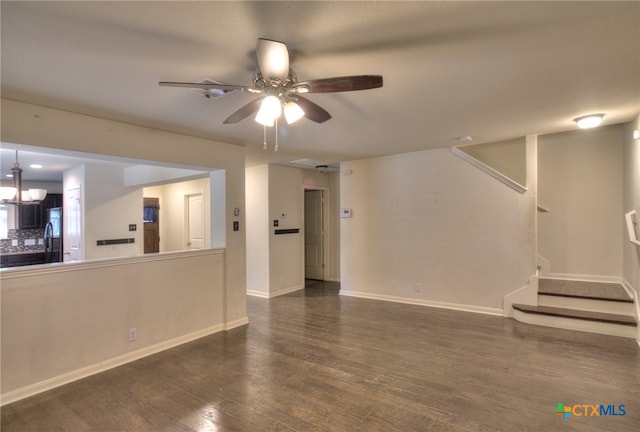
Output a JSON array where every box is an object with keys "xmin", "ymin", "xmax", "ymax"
[{"xmin": 0, "ymin": 151, "xmax": 48, "ymax": 205}]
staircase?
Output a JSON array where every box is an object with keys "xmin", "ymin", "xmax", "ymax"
[{"xmin": 512, "ymin": 279, "xmax": 638, "ymax": 338}]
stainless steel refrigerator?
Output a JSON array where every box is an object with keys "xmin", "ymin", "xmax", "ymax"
[{"xmin": 44, "ymin": 207, "xmax": 62, "ymax": 263}]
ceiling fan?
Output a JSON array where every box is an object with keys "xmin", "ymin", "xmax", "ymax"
[{"xmin": 159, "ymin": 38, "xmax": 383, "ymax": 127}]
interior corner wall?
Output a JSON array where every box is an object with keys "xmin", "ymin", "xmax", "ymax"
[
  {"xmin": 84, "ymin": 164, "xmax": 143, "ymax": 260},
  {"xmin": 340, "ymin": 147, "xmax": 536, "ymax": 311},
  {"xmin": 269, "ymin": 165, "xmax": 304, "ymax": 295},
  {"xmin": 329, "ymin": 172, "xmax": 341, "ymax": 281},
  {"xmin": 245, "ymin": 165, "xmax": 270, "ymax": 296},
  {"xmin": 457, "ymin": 137, "xmax": 527, "ymax": 186},
  {"xmin": 538, "ymin": 125, "xmax": 624, "ymax": 277},
  {"xmin": 623, "ymin": 115, "xmax": 640, "ymax": 295}
]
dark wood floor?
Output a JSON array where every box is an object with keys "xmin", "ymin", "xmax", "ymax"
[{"xmin": 2, "ymin": 280, "xmax": 639, "ymax": 431}]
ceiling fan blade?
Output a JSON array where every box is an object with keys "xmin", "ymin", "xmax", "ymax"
[
  {"xmin": 290, "ymin": 75, "xmax": 383, "ymax": 93},
  {"xmin": 256, "ymin": 38, "xmax": 289, "ymax": 82},
  {"xmin": 159, "ymin": 81, "xmax": 249, "ymax": 92},
  {"xmin": 223, "ymin": 98, "xmax": 264, "ymax": 124},
  {"xmin": 293, "ymin": 96, "xmax": 332, "ymax": 123}
]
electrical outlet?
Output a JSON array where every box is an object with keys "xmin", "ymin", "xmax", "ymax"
[
  {"xmin": 128, "ymin": 327, "xmax": 137, "ymax": 342},
  {"xmin": 415, "ymin": 283, "xmax": 422, "ymax": 293}
]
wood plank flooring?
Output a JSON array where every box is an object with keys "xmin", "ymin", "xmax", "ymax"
[{"xmin": 2, "ymin": 281, "xmax": 639, "ymax": 431}]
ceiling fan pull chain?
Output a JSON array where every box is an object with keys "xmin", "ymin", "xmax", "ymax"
[
  {"xmin": 263, "ymin": 125, "xmax": 267, "ymax": 150},
  {"xmin": 274, "ymin": 118, "xmax": 279, "ymax": 152}
]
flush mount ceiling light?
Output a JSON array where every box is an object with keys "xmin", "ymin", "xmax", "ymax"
[{"xmin": 574, "ymin": 114, "xmax": 604, "ymax": 129}]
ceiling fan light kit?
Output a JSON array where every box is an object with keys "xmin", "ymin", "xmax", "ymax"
[{"xmin": 160, "ymin": 38, "xmax": 383, "ymax": 151}]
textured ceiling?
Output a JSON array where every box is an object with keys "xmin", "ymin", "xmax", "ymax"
[{"xmin": 2, "ymin": 1, "xmax": 639, "ymax": 170}]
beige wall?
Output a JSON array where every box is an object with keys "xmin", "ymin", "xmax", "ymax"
[
  {"xmin": 1, "ymin": 98, "xmax": 247, "ymax": 403},
  {"xmin": 458, "ymin": 137, "xmax": 527, "ymax": 186},
  {"xmin": 538, "ymin": 125, "xmax": 624, "ymax": 277},
  {"xmin": 340, "ymin": 146, "xmax": 537, "ymax": 312}
]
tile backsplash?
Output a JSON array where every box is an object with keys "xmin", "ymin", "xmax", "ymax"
[{"xmin": 0, "ymin": 229, "xmax": 45, "ymax": 254}]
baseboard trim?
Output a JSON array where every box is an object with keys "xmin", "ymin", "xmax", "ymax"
[
  {"xmin": 225, "ymin": 316, "xmax": 249, "ymax": 330},
  {"xmin": 270, "ymin": 284, "xmax": 305, "ymax": 298},
  {"xmin": 247, "ymin": 284, "xmax": 304, "ymax": 299},
  {"xmin": 543, "ymin": 273, "xmax": 623, "ymax": 284},
  {"xmin": 340, "ymin": 290, "xmax": 502, "ymax": 316},
  {"xmin": 0, "ymin": 323, "xmax": 226, "ymax": 406}
]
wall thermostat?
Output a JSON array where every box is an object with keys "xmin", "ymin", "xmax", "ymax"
[{"xmin": 340, "ymin": 208, "xmax": 352, "ymax": 218}]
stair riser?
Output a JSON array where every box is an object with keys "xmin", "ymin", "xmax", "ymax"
[
  {"xmin": 513, "ymin": 309, "xmax": 637, "ymax": 339},
  {"xmin": 538, "ymin": 295, "xmax": 635, "ymax": 315}
]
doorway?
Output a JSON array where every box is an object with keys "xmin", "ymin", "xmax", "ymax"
[
  {"xmin": 143, "ymin": 197, "xmax": 160, "ymax": 253},
  {"xmin": 304, "ymin": 188, "xmax": 327, "ymax": 280},
  {"xmin": 186, "ymin": 193, "xmax": 205, "ymax": 250}
]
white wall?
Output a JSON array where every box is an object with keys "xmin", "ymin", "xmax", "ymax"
[
  {"xmin": 538, "ymin": 125, "xmax": 624, "ymax": 277},
  {"xmin": 1, "ymin": 98, "xmax": 247, "ymax": 402},
  {"xmin": 340, "ymin": 146, "xmax": 537, "ymax": 312},
  {"xmin": 84, "ymin": 164, "xmax": 143, "ymax": 259},
  {"xmin": 329, "ymin": 171, "xmax": 341, "ymax": 281},
  {"xmin": 269, "ymin": 165, "xmax": 304, "ymax": 295},
  {"xmin": 245, "ymin": 165, "xmax": 270, "ymax": 296},
  {"xmin": 1, "ymin": 250, "xmax": 224, "ymax": 403},
  {"xmin": 623, "ymin": 115, "xmax": 640, "ymax": 299}
]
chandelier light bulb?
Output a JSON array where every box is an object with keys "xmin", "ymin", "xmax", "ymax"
[
  {"xmin": 255, "ymin": 95, "xmax": 282, "ymax": 127},
  {"xmin": 284, "ymin": 101, "xmax": 305, "ymax": 124}
]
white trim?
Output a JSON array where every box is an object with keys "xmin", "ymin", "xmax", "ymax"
[
  {"xmin": 621, "ymin": 279, "xmax": 640, "ymax": 322},
  {"xmin": 0, "ymin": 323, "xmax": 225, "ymax": 406},
  {"xmin": 512, "ymin": 309, "xmax": 637, "ymax": 339},
  {"xmin": 502, "ymin": 276, "xmax": 539, "ymax": 317},
  {"xmin": 247, "ymin": 284, "xmax": 304, "ymax": 299},
  {"xmin": 624, "ymin": 210, "xmax": 640, "ymax": 246},
  {"xmin": 543, "ymin": 273, "xmax": 624, "ymax": 284},
  {"xmin": 270, "ymin": 284, "xmax": 305, "ymax": 298},
  {"xmin": 450, "ymin": 146, "xmax": 527, "ymax": 194},
  {"xmin": 224, "ymin": 316, "xmax": 249, "ymax": 330},
  {"xmin": 340, "ymin": 290, "xmax": 502, "ymax": 316},
  {"xmin": 0, "ymin": 248, "xmax": 224, "ymax": 281}
]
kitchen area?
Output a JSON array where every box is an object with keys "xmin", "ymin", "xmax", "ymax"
[{"xmin": 0, "ymin": 194, "xmax": 63, "ymax": 267}]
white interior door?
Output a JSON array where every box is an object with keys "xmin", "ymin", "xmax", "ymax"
[
  {"xmin": 67, "ymin": 186, "xmax": 82, "ymax": 262},
  {"xmin": 186, "ymin": 193, "xmax": 204, "ymax": 250},
  {"xmin": 304, "ymin": 189, "xmax": 324, "ymax": 280}
]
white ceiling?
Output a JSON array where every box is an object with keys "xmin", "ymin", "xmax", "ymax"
[{"xmin": 1, "ymin": 1, "xmax": 639, "ymax": 172}]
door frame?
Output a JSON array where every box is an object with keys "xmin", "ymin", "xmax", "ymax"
[
  {"xmin": 302, "ymin": 185, "xmax": 331, "ymax": 281},
  {"xmin": 184, "ymin": 192, "xmax": 205, "ymax": 250}
]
